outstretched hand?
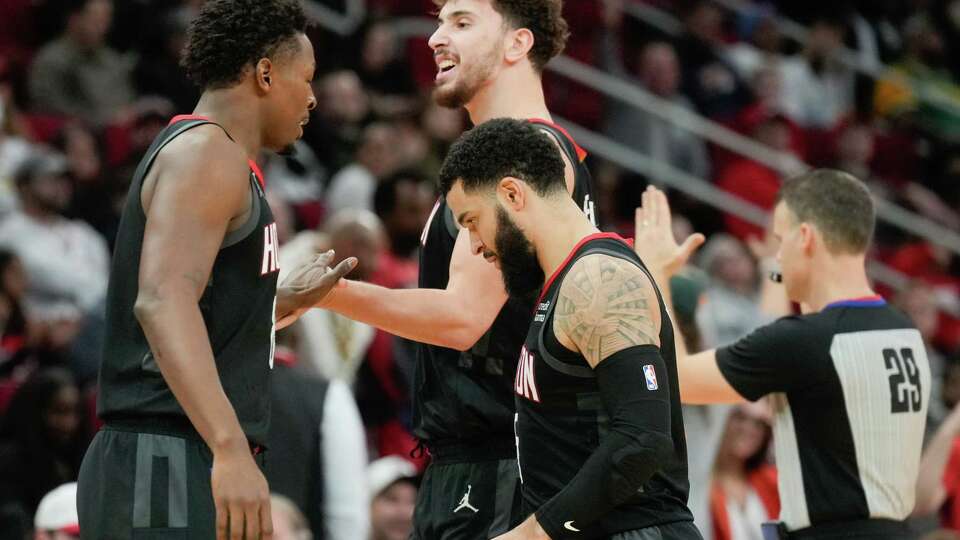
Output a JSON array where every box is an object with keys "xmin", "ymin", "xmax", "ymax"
[
  {"xmin": 275, "ymin": 250, "xmax": 357, "ymax": 329},
  {"xmin": 634, "ymin": 186, "xmax": 705, "ymax": 280}
]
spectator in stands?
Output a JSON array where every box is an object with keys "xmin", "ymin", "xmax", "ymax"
[
  {"xmin": 373, "ymin": 170, "xmax": 434, "ymax": 262},
  {"xmin": 696, "ymin": 234, "xmax": 768, "ymax": 348},
  {"xmin": 896, "ymin": 282, "xmax": 950, "ymax": 432},
  {"xmin": 367, "ymin": 456, "xmax": 417, "ymax": 540},
  {"xmin": 0, "ymin": 368, "xmax": 88, "ymax": 531},
  {"xmin": 0, "ymin": 151, "xmax": 109, "ymax": 324},
  {"xmin": 914, "ymin": 354, "xmax": 960, "ymax": 530},
  {"xmin": 308, "ymin": 70, "xmax": 372, "ymax": 174},
  {"xmin": 45, "ymin": 122, "xmax": 115, "ymax": 245},
  {"xmin": 358, "ymin": 20, "xmax": 419, "ymax": 117},
  {"xmin": 27, "ymin": 0, "xmax": 135, "ymax": 127},
  {"xmin": 725, "ymin": 11, "xmax": 784, "ymax": 80},
  {"xmin": 601, "ymin": 35, "xmax": 711, "ymax": 181},
  {"xmin": 780, "ymin": 16, "xmax": 855, "ymax": 129},
  {"xmin": 267, "ymin": 345, "xmax": 368, "ymax": 539},
  {"xmin": 34, "ymin": 482, "xmax": 79, "ymax": 540},
  {"xmin": 675, "ymin": 0, "xmax": 753, "ymax": 119},
  {"xmin": 875, "ymin": 14, "xmax": 960, "ymax": 142},
  {"xmin": 263, "ymin": 141, "xmax": 329, "ymax": 230},
  {"xmin": 271, "ymin": 493, "xmax": 314, "ymax": 540},
  {"xmin": 281, "ymin": 210, "xmax": 385, "ymax": 383},
  {"xmin": 0, "ymin": 75, "xmax": 34, "ymax": 215},
  {"xmin": 0, "ymin": 249, "xmax": 30, "ymax": 374},
  {"xmin": 716, "ymin": 112, "xmax": 800, "ymax": 240},
  {"xmin": 833, "ymin": 121, "xmax": 960, "ymax": 233},
  {"xmin": 132, "ymin": 6, "xmax": 198, "ymax": 114},
  {"xmin": 667, "ymin": 269, "xmax": 733, "ymax": 536},
  {"xmin": 325, "ymin": 122, "xmax": 402, "ymax": 213},
  {"xmin": 416, "ymin": 101, "xmax": 465, "ymax": 178},
  {"xmin": 709, "ymin": 401, "xmax": 779, "ymax": 540}
]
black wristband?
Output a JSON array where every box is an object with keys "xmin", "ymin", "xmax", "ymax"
[{"xmin": 535, "ymin": 345, "xmax": 674, "ymax": 539}]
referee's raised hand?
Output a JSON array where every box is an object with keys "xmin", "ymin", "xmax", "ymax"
[{"xmin": 634, "ymin": 186, "xmax": 704, "ymax": 281}]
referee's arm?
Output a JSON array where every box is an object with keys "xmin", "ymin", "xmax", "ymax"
[
  {"xmin": 635, "ymin": 186, "xmax": 790, "ymax": 405},
  {"xmin": 653, "ymin": 273, "xmax": 744, "ymax": 404}
]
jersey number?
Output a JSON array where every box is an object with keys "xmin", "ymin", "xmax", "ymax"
[{"xmin": 884, "ymin": 347, "xmax": 922, "ymax": 413}]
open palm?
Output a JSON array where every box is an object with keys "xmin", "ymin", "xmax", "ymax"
[{"xmin": 634, "ymin": 186, "xmax": 705, "ymax": 279}]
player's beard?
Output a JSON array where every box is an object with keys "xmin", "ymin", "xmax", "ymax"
[
  {"xmin": 493, "ymin": 206, "xmax": 544, "ymax": 300},
  {"xmin": 433, "ymin": 42, "xmax": 501, "ymax": 109}
]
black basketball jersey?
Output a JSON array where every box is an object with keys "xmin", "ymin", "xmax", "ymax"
[
  {"xmin": 515, "ymin": 234, "xmax": 692, "ymax": 536},
  {"xmin": 412, "ymin": 119, "xmax": 599, "ymax": 446},
  {"xmin": 97, "ymin": 116, "xmax": 280, "ymax": 446},
  {"xmin": 716, "ymin": 298, "xmax": 930, "ymax": 532}
]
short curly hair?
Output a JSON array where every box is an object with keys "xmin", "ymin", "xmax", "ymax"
[
  {"xmin": 434, "ymin": 0, "xmax": 569, "ymax": 70},
  {"xmin": 439, "ymin": 118, "xmax": 565, "ymax": 196},
  {"xmin": 181, "ymin": 0, "xmax": 308, "ymax": 90}
]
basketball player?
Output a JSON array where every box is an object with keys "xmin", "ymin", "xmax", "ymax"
[
  {"xmin": 317, "ymin": 1, "xmax": 598, "ymax": 538},
  {"xmin": 635, "ymin": 174, "xmax": 931, "ymax": 539},
  {"xmin": 441, "ymin": 118, "xmax": 700, "ymax": 539},
  {"xmin": 77, "ymin": 1, "xmax": 356, "ymax": 539}
]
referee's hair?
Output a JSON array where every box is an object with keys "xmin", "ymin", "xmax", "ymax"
[
  {"xmin": 777, "ymin": 169, "xmax": 875, "ymax": 255},
  {"xmin": 180, "ymin": 0, "xmax": 308, "ymax": 90}
]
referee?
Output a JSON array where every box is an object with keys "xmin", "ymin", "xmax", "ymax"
[{"xmin": 635, "ymin": 170, "xmax": 931, "ymax": 540}]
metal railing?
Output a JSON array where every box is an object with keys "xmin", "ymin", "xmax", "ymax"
[
  {"xmin": 548, "ymin": 55, "xmax": 960, "ymax": 257},
  {"xmin": 625, "ymin": 0, "xmax": 960, "ymax": 117},
  {"xmin": 303, "ymin": 0, "xmax": 366, "ymax": 36},
  {"xmin": 557, "ymin": 118, "xmax": 959, "ymax": 316},
  {"xmin": 382, "ymin": 16, "xmax": 960, "ymax": 312}
]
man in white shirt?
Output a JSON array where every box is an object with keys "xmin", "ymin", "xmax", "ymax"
[{"xmin": 0, "ymin": 152, "xmax": 109, "ymax": 320}]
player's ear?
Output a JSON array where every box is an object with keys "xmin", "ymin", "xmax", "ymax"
[
  {"xmin": 798, "ymin": 222, "xmax": 816, "ymax": 254},
  {"xmin": 256, "ymin": 58, "xmax": 274, "ymax": 92},
  {"xmin": 504, "ymin": 28, "xmax": 534, "ymax": 65},
  {"xmin": 498, "ymin": 177, "xmax": 525, "ymax": 210}
]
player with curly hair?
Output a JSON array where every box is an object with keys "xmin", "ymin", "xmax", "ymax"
[
  {"xmin": 442, "ymin": 118, "xmax": 701, "ymax": 540},
  {"xmin": 76, "ymin": 1, "xmax": 356, "ymax": 538},
  {"xmin": 316, "ymin": 1, "xmax": 600, "ymax": 539}
]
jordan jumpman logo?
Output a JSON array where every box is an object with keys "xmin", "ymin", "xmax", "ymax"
[{"xmin": 454, "ymin": 484, "xmax": 480, "ymax": 513}]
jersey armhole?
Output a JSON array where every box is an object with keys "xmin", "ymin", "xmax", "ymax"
[
  {"xmin": 134, "ymin": 120, "xmax": 225, "ymax": 217},
  {"xmin": 442, "ymin": 201, "xmax": 460, "ymax": 240}
]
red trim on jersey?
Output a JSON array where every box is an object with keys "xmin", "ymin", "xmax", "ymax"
[
  {"xmin": 839, "ymin": 295, "xmax": 884, "ymax": 303},
  {"xmin": 528, "ymin": 118, "xmax": 588, "ymax": 162},
  {"xmin": 537, "ymin": 232, "xmax": 627, "ymax": 304},
  {"xmin": 248, "ymin": 159, "xmax": 266, "ymax": 189},
  {"xmin": 167, "ymin": 115, "xmax": 264, "ymax": 187},
  {"xmin": 168, "ymin": 114, "xmax": 211, "ymax": 126}
]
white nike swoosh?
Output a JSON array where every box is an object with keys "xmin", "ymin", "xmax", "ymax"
[{"xmin": 564, "ymin": 521, "xmax": 581, "ymax": 532}]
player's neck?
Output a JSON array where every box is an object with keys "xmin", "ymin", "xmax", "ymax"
[
  {"xmin": 807, "ymin": 254, "xmax": 876, "ymax": 312},
  {"xmin": 532, "ymin": 197, "xmax": 599, "ymax": 280},
  {"xmin": 192, "ymin": 90, "xmax": 263, "ymax": 158},
  {"xmin": 465, "ymin": 66, "xmax": 550, "ymax": 125}
]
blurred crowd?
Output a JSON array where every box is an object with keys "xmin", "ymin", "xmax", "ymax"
[{"xmin": 0, "ymin": 0, "xmax": 959, "ymax": 539}]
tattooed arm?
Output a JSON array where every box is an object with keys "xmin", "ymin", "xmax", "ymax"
[
  {"xmin": 506, "ymin": 253, "xmax": 676, "ymax": 540},
  {"xmin": 553, "ymin": 254, "xmax": 661, "ymax": 366}
]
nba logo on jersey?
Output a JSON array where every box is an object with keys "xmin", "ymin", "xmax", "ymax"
[
  {"xmin": 261, "ymin": 222, "xmax": 279, "ymax": 275},
  {"xmin": 643, "ymin": 365, "xmax": 658, "ymax": 391},
  {"xmin": 515, "ymin": 346, "xmax": 541, "ymax": 403}
]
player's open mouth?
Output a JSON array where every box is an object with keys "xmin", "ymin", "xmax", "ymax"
[{"xmin": 436, "ymin": 58, "xmax": 458, "ymax": 83}]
